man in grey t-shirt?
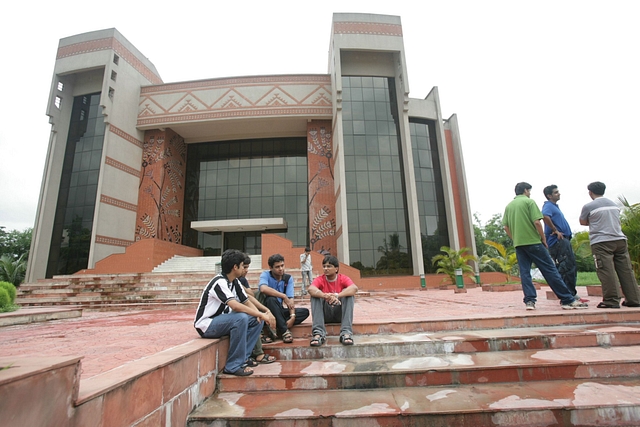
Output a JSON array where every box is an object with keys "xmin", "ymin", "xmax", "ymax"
[{"xmin": 579, "ymin": 181, "xmax": 640, "ymax": 308}]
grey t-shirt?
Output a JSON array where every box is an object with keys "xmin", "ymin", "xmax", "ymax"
[{"xmin": 579, "ymin": 197, "xmax": 626, "ymax": 245}]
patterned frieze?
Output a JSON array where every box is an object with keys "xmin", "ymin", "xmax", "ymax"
[{"xmin": 137, "ymin": 75, "xmax": 332, "ymax": 127}]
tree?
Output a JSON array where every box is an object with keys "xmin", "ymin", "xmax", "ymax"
[
  {"xmin": 484, "ymin": 240, "xmax": 519, "ymax": 282},
  {"xmin": 431, "ymin": 246, "xmax": 476, "ymax": 285},
  {"xmin": 0, "ymin": 227, "xmax": 32, "ymax": 261},
  {"xmin": 483, "ymin": 214, "xmax": 512, "ymax": 249},
  {"xmin": 0, "ymin": 253, "xmax": 27, "ymax": 287}
]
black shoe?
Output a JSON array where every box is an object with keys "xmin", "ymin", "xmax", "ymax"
[{"xmin": 622, "ymin": 301, "xmax": 640, "ymax": 307}]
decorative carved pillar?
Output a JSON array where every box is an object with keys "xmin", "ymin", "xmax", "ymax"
[
  {"xmin": 135, "ymin": 129, "xmax": 186, "ymax": 243},
  {"xmin": 307, "ymin": 121, "xmax": 337, "ymax": 256}
]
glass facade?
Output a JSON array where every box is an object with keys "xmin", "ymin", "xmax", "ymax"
[
  {"xmin": 47, "ymin": 93, "xmax": 105, "ymax": 276},
  {"xmin": 342, "ymin": 76, "xmax": 413, "ymax": 275},
  {"xmin": 410, "ymin": 120, "xmax": 450, "ymax": 272},
  {"xmin": 183, "ymin": 138, "xmax": 308, "ymax": 255}
]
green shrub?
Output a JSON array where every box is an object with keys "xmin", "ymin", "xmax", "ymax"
[
  {"xmin": 0, "ymin": 288, "xmax": 10, "ymax": 309},
  {"xmin": 0, "ymin": 281, "xmax": 16, "ymax": 303}
]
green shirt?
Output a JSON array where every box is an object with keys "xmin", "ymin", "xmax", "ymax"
[{"xmin": 503, "ymin": 195, "xmax": 543, "ymax": 247}]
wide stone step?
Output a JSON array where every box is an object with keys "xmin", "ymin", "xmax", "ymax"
[
  {"xmin": 188, "ymin": 377, "xmax": 640, "ymax": 427},
  {"xmin": 220, "ymin": 344, "xmax": 640, "ymax": 392},
  {"xmin": 259, "ymin": 323, "xmax": 640, "ymax": 361}
]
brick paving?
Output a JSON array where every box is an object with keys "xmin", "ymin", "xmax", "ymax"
[{"xmin": 0, "ymin": 286, "xmax": 600, "ymax": 379}]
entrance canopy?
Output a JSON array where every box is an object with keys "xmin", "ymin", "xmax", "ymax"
[{"xmin": 191, "ymin": 218, "xmax": 287, "ymax": 233}]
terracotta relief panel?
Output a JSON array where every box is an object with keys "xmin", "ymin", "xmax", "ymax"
[
  {"xmin": 307, "ymin": 121, "xmax": 337, "ymax": 256},
  {"xmin": 136, "ymin": 129, "xmax": 186, "ymax": 243}
]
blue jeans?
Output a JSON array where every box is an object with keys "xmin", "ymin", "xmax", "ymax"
[
  {"xmin": 516, "ymin": 243, "xmax": 576, "ymax": 305},
  {"xmin": 548, "ymin": 238, "xmax": 577, "ymax": 296},
  {"xmin": 202, "ymin": 312, "xmax": 263, "ymax": 372}
]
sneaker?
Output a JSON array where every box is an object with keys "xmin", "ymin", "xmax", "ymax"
[
  {"xmin": 562, "ymin": 300, "xmax": 588, "ymax": 310},
  {"xmin": 525, "ymin": 301, "xmax": 536, "ymax": 310}
]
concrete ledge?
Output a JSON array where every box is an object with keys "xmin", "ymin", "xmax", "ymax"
[{"xmin": 0, "ymin": 307, "xmax": 83, "ymax": 327}]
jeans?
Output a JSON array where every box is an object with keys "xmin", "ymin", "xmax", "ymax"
[
  {"xmin": 263, "ymin": 296, "xmax": 310, "ymax": 335},
  {"xmin": 548, "ymin": 238, "xmax": 577, "ymax": 296},
  {"xmin": 592, "ymin": 239, "xmax": 640, "ymax": 305},
  {"xmin": 516, "ymin": 243, "xmax": 576, "ymax": 305},
  {"xmin": 202, "ymin": 312, "xmax": 263, "ymax": 373},
  {"xmin": 311, "ymin": 296, "xmax": 355, "ymax": 339},
  {"xmin": 301, "ymin": 271, "xmax": 312, "ymax": 295}
]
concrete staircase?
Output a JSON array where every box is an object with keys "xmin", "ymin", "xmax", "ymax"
[
  {"xmin": 188, "ymin": 312, "xmax": 640, "ymax": 426},
  {"xmin": 16, "ymin": 256, "xmax": 307, "ymax": 310}
]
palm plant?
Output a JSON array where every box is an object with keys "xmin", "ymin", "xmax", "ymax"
[
  {"xmin": 431, "ymin": 246, "xmax": 476, "ymax": 285},
  {"xmin": 0, "ymin": 253, "xmax": 27, "ymax": 287},
  {"xmin": 483, "ymin": 240, "xmax": 518, "ymax": 282}
]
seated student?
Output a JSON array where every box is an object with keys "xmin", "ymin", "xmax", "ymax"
[
  {"xmin": 193, "ymin": 249, "xmax": 269, "ymax": 376},
  {"xmin": 308, "ymin": 255, "xmax": 358, "ymax": 346},
  {"xmin": 238, "ymin": 254, "xmax": 276, "ymax": 364},
  {"xmin": 258, "ymin": 253, "xmax": 310, "ymax": 343}
]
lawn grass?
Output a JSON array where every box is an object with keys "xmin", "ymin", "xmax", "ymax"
[
  {"xmin": 576, "ymin": 272, "xmax": 600, "ymax": 286},
  {"xmin": 537, "ymin": 272, "xmax": 600, "ymax": 286}
]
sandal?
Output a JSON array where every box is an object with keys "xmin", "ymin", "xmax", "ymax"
[
  {"xmin": 310, "ymin": 334, "xmax": 325, "ymax": 347},
  {"xmin": 340, "ymin": 334, "xmax": 354, "ymax": 346},
  {"xmin": 223, "ymin": 366, "xmax": 254, "ymax": 376},
  {"xmin": 261, "ymin": 334, "xmax": 274, "ymax": 344},
  {"xmin": 281, "ymin": 330, "xmax": 294, "ymax": 344},
  {"xmin": 597, "ymin": 302, "xmax": 620, "ymax": 309},
  {"xmin": 255, "ymin": 354, "xmax": 276, "ymax": 364},
  {"xmin": 245, "ymin": 358, "xmax": 258, "ymax": 367}
]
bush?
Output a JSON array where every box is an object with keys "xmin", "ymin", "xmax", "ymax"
[
  {"xmin": 0, "ymin": 281, "xmax": 16, "ymax": 303},
  {"xmin": 0, "ymin": 288, "xmax": 10, "ymax": 309}
]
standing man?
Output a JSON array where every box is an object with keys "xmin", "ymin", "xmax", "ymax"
[
  {"xmin": 503, "ymin": 182, "xmax": 587, "ymax": 310},
  {"xmin": 258, "ymin": 254, "xmax": 310, "ymax": 343},
  {"xmin": 579, "ymin": 181, "xmax": 640, "ymax": 308},
  {"xmin": 542, "ymin": 185, "xmax": 583, "ymax": 301},
  {"xmin": 300, "ymin": 247, "xmax": 313, "ymax": 296},
  {"xmin": 193, "ymin": 249, "xmax": 268, "ymax": 376},
  {"xmin": 308, "ymin": 255, "xmax": 358, "ymax": 347}
]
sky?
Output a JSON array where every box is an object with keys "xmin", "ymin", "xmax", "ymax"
[{"xmin": 1, "ymin": 0, "xmax": 639, "ymax": 236}]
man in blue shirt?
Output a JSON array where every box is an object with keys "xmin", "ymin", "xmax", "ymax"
[
  {"xmin": 542, "ymin": 185, "xmax": 582, "ymax": 301},
  {"xmin": 258, "ymin": 253, "xmax": 309, "ymax": 343}
]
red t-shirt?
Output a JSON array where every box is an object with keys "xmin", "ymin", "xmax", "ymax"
[{"xmin": 311, "ymin": 274, "xmax": 355, "ymax": 294}]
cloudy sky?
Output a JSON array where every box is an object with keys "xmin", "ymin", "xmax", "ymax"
[{"xmin": 1, "ymin": 0, "xmax": 639, "ymax": 235}]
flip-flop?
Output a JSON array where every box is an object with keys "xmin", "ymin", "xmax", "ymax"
[
  {"xmin": 255, "ymin": 354, "xmax": 276, "ymax": 364},
  {"xmin": 340, "ymin": 334, "xmax": 354, "ymax": 346},
  {"xmin": 223, "ymin": 366, "xmax": 254, "ymax": 376}
]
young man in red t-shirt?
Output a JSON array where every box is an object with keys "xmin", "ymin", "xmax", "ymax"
[{"xmin": 308, "ymin": 255, "xmax": 358, "ymax": 346}]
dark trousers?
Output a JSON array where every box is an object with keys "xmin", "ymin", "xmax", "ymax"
[
  {"xmin": 548, "ymin": 238, "xmax": 577, "ymax": 296},
  {"xmin": 263, "ymin": 296, "xmax": 310, "ymax": 335}
]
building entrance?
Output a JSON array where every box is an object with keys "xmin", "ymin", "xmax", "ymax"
[{"xmin": 223, "ymin": 231, "xmax": 262, "ymax": 255}]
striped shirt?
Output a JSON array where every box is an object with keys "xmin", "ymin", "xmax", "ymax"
[{"xmin": 194, "ymin": 274, "xmax": 249, "ymax": 335}]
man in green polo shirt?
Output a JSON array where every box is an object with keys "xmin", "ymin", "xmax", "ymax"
[{"xmin": 503, "ymin": 182, "xmax": 587, "ymax": 311}]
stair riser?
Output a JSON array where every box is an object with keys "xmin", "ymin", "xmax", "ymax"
[
  {"xmin": 188, "ymin": 406, "xmax": 640, "ymax": 427},
  {"xmin": 219, "ymin": 361, "xmax": 640, "ymax": 392},
  {"xmin": 265, "ymin": 332, "xmax": 640, "ymax": 361}
]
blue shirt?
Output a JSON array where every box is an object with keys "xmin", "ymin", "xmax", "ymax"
[
  {"xmin": 542, "ymin": 200, "xmax": 572, "ymax": 247},
  {"xmin": 259, "ymin": 270, "xmax": 294, "ymax": 304}
]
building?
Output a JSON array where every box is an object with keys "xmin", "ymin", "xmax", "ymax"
[{"xmin": 26, "ymin": 13, "xmax": 476, "ymax": 282}]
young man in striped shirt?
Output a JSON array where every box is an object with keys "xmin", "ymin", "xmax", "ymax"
[{"xmin": 194, "ymin": 249, "xmax": 271, "ymax": 376}]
